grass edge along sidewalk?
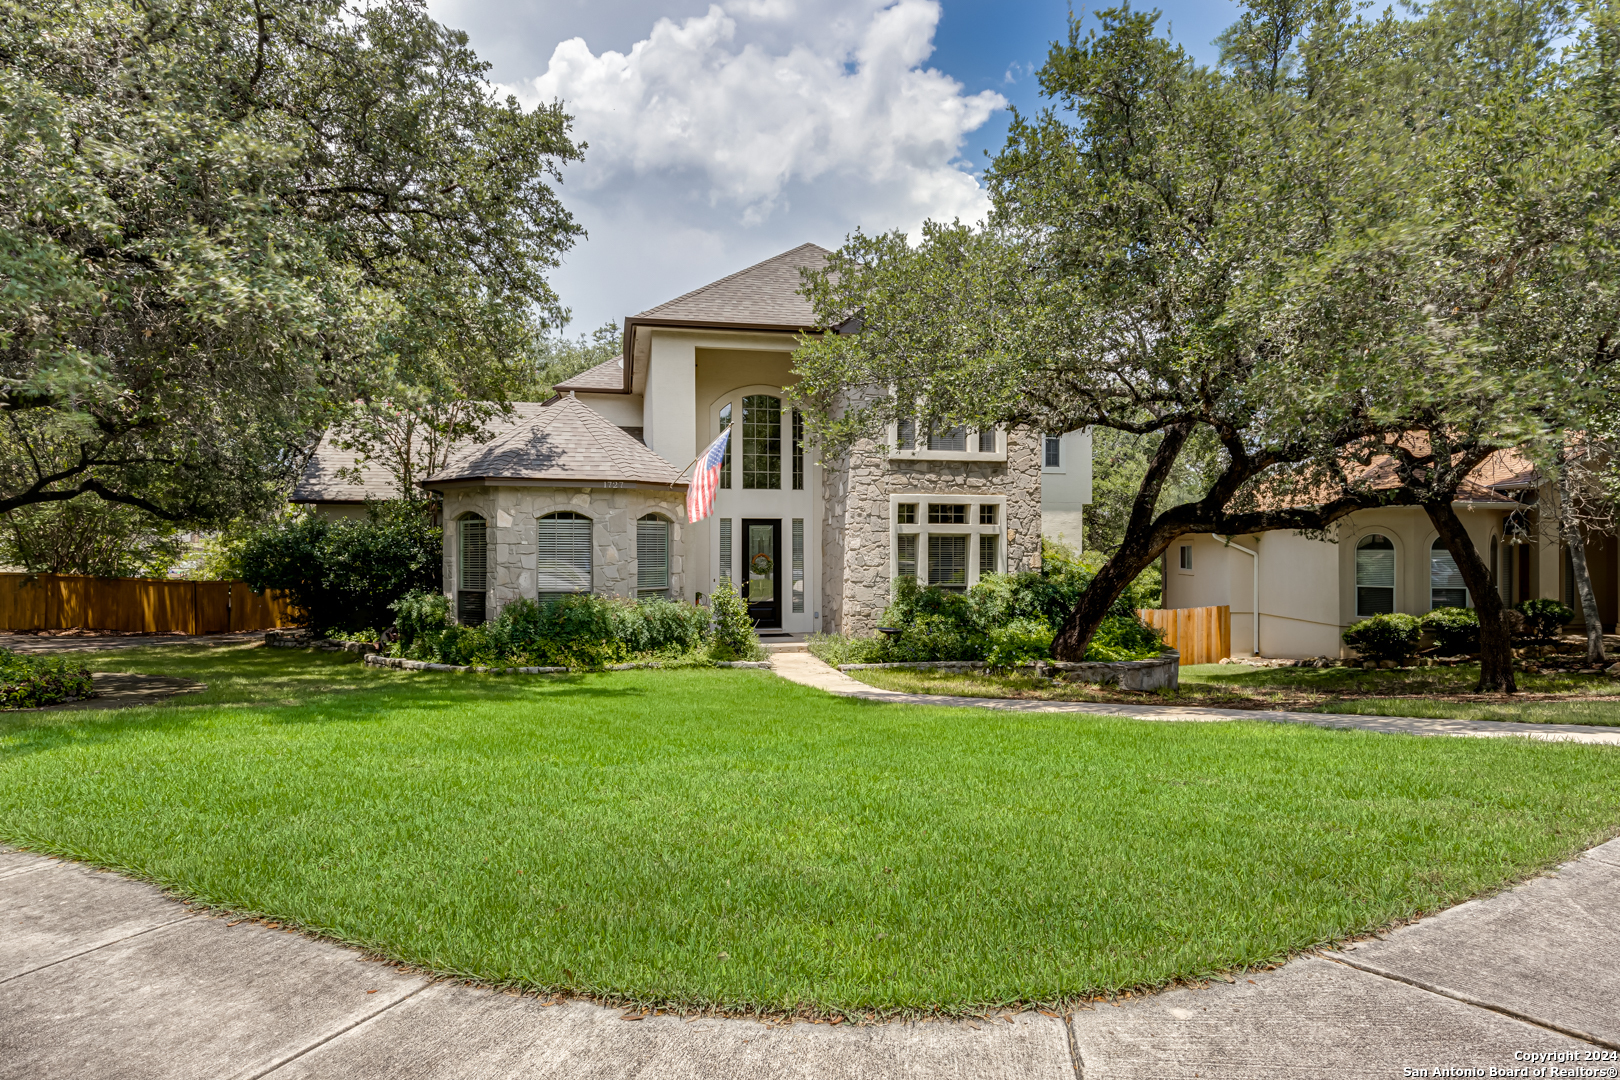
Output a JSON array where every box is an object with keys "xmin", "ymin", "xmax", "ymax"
[
  {"xmin": 2, "ymin": 647, "xmax": 1618, "ymax": 1017},
  {"xmin": 842, "ymin": 660, "xmax": 1620, "ymax": 727}
]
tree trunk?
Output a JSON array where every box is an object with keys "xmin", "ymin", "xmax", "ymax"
[
  {"xmin": 1558, "ymin": 465, "xmax": 1607, "ymax": 666},
  {"xmin": 1051, "ymin": 422, "xmax": 1191, "ymax": 661},
  {"xmin": 1425, "ymin": 500, "xmax": 1516, "ymax": 693}
]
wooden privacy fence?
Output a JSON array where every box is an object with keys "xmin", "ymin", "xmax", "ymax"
[
  {"xmin": 1137, "ymin": 605, "xmax": 1231, "ymax": 666},
  {"xmin": 0, "ymin": 574, "xmax": 295, "ymax": 634}
]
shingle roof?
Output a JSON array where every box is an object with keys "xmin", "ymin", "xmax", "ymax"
[
  {"xmin": 634, "ymin": 243, "xmax": 831, "ymax": 327},
  {"xmin": 552, "ymin": 356, "xmax": 626, "ymax": 393},
  {"xmin": 293, "ymin": 403, "xmax": 549, "ymax": 502},
  {"xmin": 423, "ymin": 395, "xmax": 685, "ymax": 488}
]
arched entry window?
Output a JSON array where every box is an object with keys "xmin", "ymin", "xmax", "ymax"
[
  {"xmin": 456, "ymin": 513, "xmax": 487, "ymax": 625},
  {"xmin": 1355, "ymin": 534, "xmax": 1395, "ymax": 617},
  {"xmin": 1431, "ymin": 537, "xmax": 1469, "ymax": 609},
  {"xmin": 537, "ymin": 511, "xmax": 592, "ymax": 602},
  {"xmin": 636, "ymin": 514, "xmax": 670, "ymax": 600}
]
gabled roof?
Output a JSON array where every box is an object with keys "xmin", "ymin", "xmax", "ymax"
[
  {"xmin": 633, "ymin": 243, "xmax": 831, "ymax": 328},
  {"xmin": 552, "ymin": 356, "xmax": 626, "ymax": 393},
  {"xmin": 292, "ymin": 403, "xmax": 549, "ymax": 503},
  {"xmin": 423, "ymin": 394, "xmax": 685, "ymax": 488}
]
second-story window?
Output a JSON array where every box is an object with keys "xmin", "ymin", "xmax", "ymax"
[
  {"xmin": 1044, "ymin": 434, "xmax": 1062, "ymax": 469},
  {"xmin": 928, "ymin": 426, "xmax": 967, "ymax": 452},
  {"xmin": 742, "ymin": 395, "xmax": 781, "ymax": 489}
]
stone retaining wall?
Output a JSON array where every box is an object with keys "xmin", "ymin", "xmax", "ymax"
[{"xmin": 839, "ymin": 650, "xmax": 1180, "ymax": 691}]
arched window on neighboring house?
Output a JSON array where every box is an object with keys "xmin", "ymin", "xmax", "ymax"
[
  {"xmin": 1430, "ymin": 537, "xmax": 1470, "ymax": 610},
  {"xmin": 456, "ymin": 513, "xmax": 487, "ymax": 625},
  {"xmin": 537, "ymin": 511, "xmax": 592, "ymax": 602},
  {"xmin": 1355, "ymin": 534, "xmax": 1395, "ymax": 617},
  {"xmin": 636, "ymin": 514, "xmax": 670, "ymax": 600}
]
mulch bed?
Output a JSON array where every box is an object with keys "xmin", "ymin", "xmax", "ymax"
[{"xmin": 11, "ymin": 672, "xmax": 207, "ymax": 713}]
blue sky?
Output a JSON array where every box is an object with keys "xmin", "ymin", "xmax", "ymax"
[{"xmin": 426, "ymin": 0, "xmax": 1242, "ymax": 333}]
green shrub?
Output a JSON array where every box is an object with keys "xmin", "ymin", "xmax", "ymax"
[
  {"xmin": 880, "ymin": 613, "xmax": 985, "ymax": 663},
  {"xmin": 1342, "ymin": 612, "xmax": 1422, "ymax": 662},
  {"xmin": 805, "ymin": 633, "xmax": 887, "ymax": 666},
  {"xmin": 1420, "ymin": 607, "xmax": 1479, "ymax": 655},
  {"xmin": 1084, "ymin": 613, "xmax": 1163, "ymax": 662},
  {"xmin": 984, "ymin": 618, "xmax": 1054, "ymax": 669},
  {"xmin": 708, "ymin": 580, "xmax": 764, "ymax": 661},
  {"xmin": 613, "ymin": 598, "xmax": 711, "ymax": 654},
  {"xmin": 1515, "ymin": 598, "xmax": 1573, "ymax": 642},
  {"xmin": 238, "ymin": 501, "xmax": 441, "ymax": 630},
  {"xmin": 390, "ymin": 590, "xmax": 450, "ymax": 655},
  {"xmin": 390, "ymin": 591, "xmax": 715, "ymax": 669},
  {"xmin": 0, "ymin": 649, "xmax": 95, "ymax": 709}
]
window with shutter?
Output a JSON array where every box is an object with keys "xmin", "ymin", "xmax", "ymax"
[
  {"xmin": 1430, "ymin": 538, "xmax": 1469, "ymax": 610},
  {"xmin": 1355, "ymin": 534, "xmax": 1395, "ymax": 616},
  {"xmin": 637, "ymin": 516, "xmax": 670, "ymax": 599},
  {"xmin": 792, "ymin": 518, "xmax": 805, "ymax": 613},
  {"xmin": 896, "ymin": 535, "xmax": 918, "ymax": 579},
  {"xmin": 457, "ymin": 515, "xmax": 488, "ymax": 625},
  {"xmin": 458, "ymin": 517, "xmax": 487, "ymax": 591},
  {"xmin": 928, "ymin": 535, "xmax": 968, "ymax": 591},
  {"xmin": 719, "ymin": 517, "xmax": 732, "ymax": 582},
  {"xmin": 537, "ymin": 511, "xmax": 592, "ymax": 601},
  {"xmin": 927, "ymin": 427, "xmax": 967, "ymax": 452}
]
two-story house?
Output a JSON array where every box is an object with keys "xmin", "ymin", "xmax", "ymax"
[{"xmin": 296, "ymin": 244, "xmax": 1091, "ymax": 633}]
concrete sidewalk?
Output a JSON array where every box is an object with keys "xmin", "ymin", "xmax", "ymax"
[
  {"xmin": 1, "ymin": 841, "xmax": 1616, "ymax": 1078},
  {"xmin": 770, "ymin": 651, "xmax": 1620, "ymax": 745}
]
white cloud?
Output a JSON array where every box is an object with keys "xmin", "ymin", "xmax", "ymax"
[{"xmin": 492, "ymin": 0, "xmax": 1004, "ymax": 328}]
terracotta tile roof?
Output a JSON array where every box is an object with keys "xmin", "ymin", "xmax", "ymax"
[
  {"xmin": 633, "ymin": 243, "xmax": 831, "ymax": 327},
  {"xmin": 1341, "ymin": 444, "xmax": 1529, "ymax": 503},
  {"xmin": 292, "ymin": 403, "xmax": 549, "ymax": 503},
  {"xmin": 423, "ymin": 395, "xmax": 686, "ymax": 488},
  {"xmin": 552, "ymin": 356, "xmax": 626, "ymax": 393}
]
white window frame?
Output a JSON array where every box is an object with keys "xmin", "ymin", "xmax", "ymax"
[
  {"xmin": 1429, "ymin": 536, "xmax": 1471, "ymax": 611},
  {"xmin": 889, "ymin": 494, "xmax": 1007, "ymax": 590},
  {"xmin": 1178, "ymin": 544, "xmax": 1193, "ymax": 572},
  {"xmin": 1354, "ymin": 533, "xmax": 1397, "ymax": 618},
  {"xmin": 886, "ymin": 422, "xmax": 1007, "ymax": 463}
]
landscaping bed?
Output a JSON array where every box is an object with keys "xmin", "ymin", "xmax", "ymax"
[
  {"xmin": 2, "ymin": 645, "xmax": 1618, "ymax": 1017},
  {"xmin": 0, "ymin": 648, "xmax": 96, "ymax": 710},
  {"xmin": 844, "ymin": 662, "xmax": 1620, "ymax": 726}
]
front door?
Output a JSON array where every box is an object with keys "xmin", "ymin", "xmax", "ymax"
[{"xmin": 741, "ymin": 519, "xmax": 782, "ymax": 628}]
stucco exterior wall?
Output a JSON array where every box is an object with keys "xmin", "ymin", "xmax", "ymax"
[
  {"xmin": 441, "ymin": 485, "xmax": 688, "ymax": 620},
  {"xmin": 822, "ymin": 428, "xmax": 1043, "ymax": 636},
  {"xmin": 1163, "ymin": 506, "xmax": 1515, "ymax": 658}
]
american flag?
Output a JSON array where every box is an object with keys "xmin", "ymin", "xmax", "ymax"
[{"xmin": 686, "ymin": 427, "xmax": 730, "ymax": 523}]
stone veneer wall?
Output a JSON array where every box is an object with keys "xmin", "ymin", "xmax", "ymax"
[
  {"xmin": 441, "ymin": 485, "xmax": 688, "ymax": 620},
  {"xmin": 821, "ymin": 428, "xmax": 1043, "ymax": 636}
]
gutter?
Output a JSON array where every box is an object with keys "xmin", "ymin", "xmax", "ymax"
[{"xmin": 1217, "ymin": 535, "xmax": 1261, "ymax": 657}]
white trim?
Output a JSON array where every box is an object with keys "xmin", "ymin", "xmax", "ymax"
[
  {"xmin": 886, "ymin": 422, "xmax": 1007, "ymax": 463},
  {"xmin": 888, "ymin": 493, "xmax": 1008, "ymax": 591}
]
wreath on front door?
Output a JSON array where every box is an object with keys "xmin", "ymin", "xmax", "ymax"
[{"xmin": 751, "ymin": 552, "xmax": 774, "ymax": 575}]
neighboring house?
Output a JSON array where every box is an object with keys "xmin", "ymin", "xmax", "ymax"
[
  {"xmin": 363, "ymin": 242, "xmax": 1095, "ymax": 634},
  {"xmin": 291, "ymin": 404, "xmax": 550, "ymax": 518},
  {"xmin": 1162, "ymin": 451, "xmax": 1617, "ymax": 658}
]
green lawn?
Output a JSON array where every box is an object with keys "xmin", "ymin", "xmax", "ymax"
[
  {"xmin": 2, "ymin": 645, "xmax": 1617, "ymax": 1016},
  {"xmin": 850, "ymin": 662, "xmax": 1620, "ymax": 726}
]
